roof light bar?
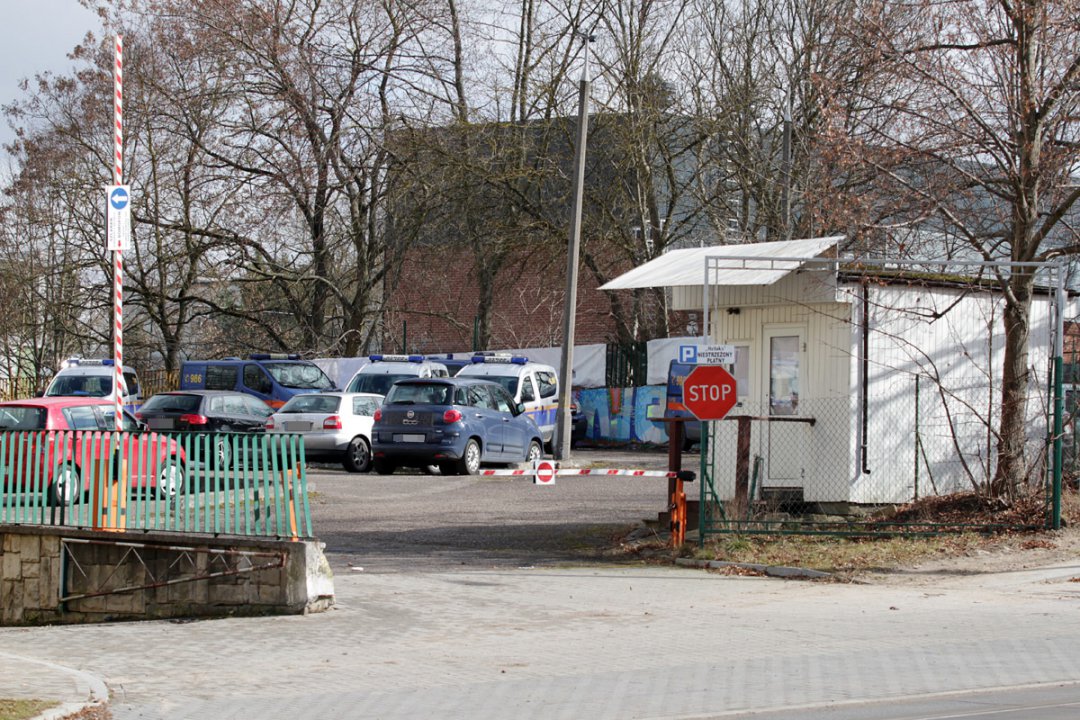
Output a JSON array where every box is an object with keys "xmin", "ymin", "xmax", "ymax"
[
  {"xmin": 370, "ymin": 354, "xmax": 425, "ymax": 363},
  {"xmin": 470, "ymin": 354, "xmax": 528, "ymax": 365},
  {"xmin": 62, "ymin": 358, "xmax": 114, "ymax": 368},
  {"xmin": 250, "ymin": 353, "xmax": 300, "ymax": 361}
]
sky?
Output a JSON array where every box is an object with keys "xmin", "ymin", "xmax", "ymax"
[{"xmin": 0, "ymin": 0, "xmax": 100, "ymax": 147}]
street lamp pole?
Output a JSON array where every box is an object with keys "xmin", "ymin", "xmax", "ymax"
[{"xmin": 554, "ymin": 31, "xmax": 593, "ymax": 461}]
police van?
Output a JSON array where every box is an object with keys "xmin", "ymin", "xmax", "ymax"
[
  {"xmin": 344, "ymin": 355, "xmax": 449, "ymax": 396},
  {"xmin": 180, "ymin": 354, "xmax": 336, "ymax": 409},
  {"xmin": 44, "ymin": 358, "xmax": 143, "ymax": 411},
  {"xmin": 456, "ymin": 354, "xmax": 559, "ymax": 446}
]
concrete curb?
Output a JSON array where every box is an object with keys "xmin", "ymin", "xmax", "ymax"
[
  {"xmin": 675, "ymin": 557, "xmax": 834, "ymax": 579},
  {"xmin": 0, "ymin": 651, "xmax": 108, "ymax": 720}
]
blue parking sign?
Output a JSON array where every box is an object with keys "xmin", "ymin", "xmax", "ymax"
[{"xmin": 679, "ymin": 345, "xmax": 698, "ymax": 363}]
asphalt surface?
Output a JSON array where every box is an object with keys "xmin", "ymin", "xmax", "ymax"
[
  {"xmin": 310, "ymin": 446, "xmax": 682, "ymax": 573},
  {"xmin": 3, "ymin": 446, "xmax": 1080, "ymax": 720}
]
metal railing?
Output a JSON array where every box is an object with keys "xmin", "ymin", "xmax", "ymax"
[{"xmin": 0, "ymin": 430, "xmax": 312, "ymax": 540}]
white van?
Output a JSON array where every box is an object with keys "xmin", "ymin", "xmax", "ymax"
[
  {"xmin": 44, "ymin": 358, "xmax": 143, "ymax": 411},
  {"xmin": 344, "ymin": 355, "xmax": 449, "ymax": 396},
  {"xmin": 456, "ymin": 354, "xmax": 559, "ymax": 445}
]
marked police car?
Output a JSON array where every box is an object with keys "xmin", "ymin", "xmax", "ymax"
[
  {"xmin": 44, "ymin": 358, "xmax": 142, "ymax": 412},
  {"xmin": 344, "ymin": 355, "xmax": 449, "ymax": 396},
  {"xmin": 456, "ymin": 354, "xmax": 559, "ymax": 447}
]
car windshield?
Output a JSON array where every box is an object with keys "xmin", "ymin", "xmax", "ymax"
[
  {"xmin": 280, "ymin": 395, "xmax": 341, "ymax": 414},
  {"xmin": 385, "ymin": 383, "xmax": 452, "ymax": 405},
  {"xmin": 349, "ymin": 373, "xmax": 414, "ymax": 395},
  {"xmin": 489, "ymin": 376, "xmax": 518, "ymax": 396},
  {"xmin": 140, "ymin": 394, "xmax": 201, "ymax": 413},
  {"xmin": 263, "ymin": 362, "xmax": 335, "ymax": 390},
  {"xmin": 0, "ymin": 406, "xmax": 47, "ymax": 430},
  {"xmin": 46, "ymin": 375, "xmax": 112, "ymax": 397}
]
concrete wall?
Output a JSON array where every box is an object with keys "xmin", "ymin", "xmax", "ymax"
[{"xmin": 1, "ymin": 525, "xmax": 334, "ymax": 626}]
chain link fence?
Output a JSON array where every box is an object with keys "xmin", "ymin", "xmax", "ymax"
[{"xmin": 699, "ymin": 379, "xmax": 1056, "ymax": 536}]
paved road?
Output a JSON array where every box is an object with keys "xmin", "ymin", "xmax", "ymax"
[{"xmin": 2, "ymin": 447, "xmax": 1079, "ymax": 720}]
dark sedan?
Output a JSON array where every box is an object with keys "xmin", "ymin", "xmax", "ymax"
[
  {"xmin": 371, "ymin": 377, "xmax": 544, "ymax": 476},
  {"xmin": 137, "ymin": 391, "xmax": 273, "ymax": 433},
  {"xmin": 136, "ymin": 391, "xmax": 272, "ymax": 468}
]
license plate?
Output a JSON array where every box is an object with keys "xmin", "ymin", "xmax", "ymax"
[
  {"xmin": 284, "ymin": 421, "xmax": 312, "ymax": 432},
  {"xmin": 396, "ymin": 434, "xmax": 426, "ymax": 443},
  {"xmin": 147, "ymin": 418, "xmax": 174, "ymax": 430}
]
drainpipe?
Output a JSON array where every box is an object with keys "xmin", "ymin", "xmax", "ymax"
[{"xmin": 860, "ymin": 281, "xmax": 871, "ymax": 474}]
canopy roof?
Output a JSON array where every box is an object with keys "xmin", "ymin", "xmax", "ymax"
[{"xmin": 598, "ymin": 236, "xmax": 843, "ymax": 290}]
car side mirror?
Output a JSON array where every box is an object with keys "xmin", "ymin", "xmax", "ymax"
[{"xmin": 516, "ymin": 402, "xmax": 526, "ymax": 415}]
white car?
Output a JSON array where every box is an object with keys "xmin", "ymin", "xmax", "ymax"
[
  {"xmin": 44, "ymin": 358, "xmax": 142, "ymax": 411},
  {"xmin": 345, "ymin": 355, "xmax": 449, "ymax": 395},
  {"xmin": 265, "ymin": 392, "xmax": 383, "ymax": 473}
]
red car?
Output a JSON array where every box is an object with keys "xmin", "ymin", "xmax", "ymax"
[{"xmin": 0, "ymin": 397, "xmax": 185, "ymax": 506}]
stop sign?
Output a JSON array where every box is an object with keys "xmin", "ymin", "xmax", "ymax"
[{"xmin": 683, "ymin": 365, "xmax": 738, "ymax": 420}]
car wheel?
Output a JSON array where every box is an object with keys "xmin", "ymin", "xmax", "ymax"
[
  {"xmin": 342, "ymin": 436, "xmax": 372, "ymax": 473},
  {"xmin": 157, "ymin": 458, "xmax": 185, "ymax": 498},
  {"xmin": 682, "ymin": 436, "xmax": 695, "ymax": 452},
  {"xmin": 373, "ymin": 459, "xmax": 397, "ymax": 475},
  {"xmin": 50, "ymin": 463, "xmax": 81, "ymax": 507},
  {"xmin": 216, "ymin": 436, "xmax": 232, "ymax": 467},
  {"xmin": 525, "ymin": 440, "xmax": 543, "ymax": 464},
  {"xmin": 456, "ymin": 438, "xmax": 481, "ymax": 476}
]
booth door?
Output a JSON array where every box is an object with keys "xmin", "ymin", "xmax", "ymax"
[{"xmin": 763, "ymin": 328, "xmax": 808, "ymax": 488}]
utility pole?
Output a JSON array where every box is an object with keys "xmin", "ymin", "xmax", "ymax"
[
  {"xmin": 554, "ymin": 30, "xmax": 594, "ymax": 461},
  {"xmin": 780, "ymin": 87, "xmax": 792, "ymax": 241}
]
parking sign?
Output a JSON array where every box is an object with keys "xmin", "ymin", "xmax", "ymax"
[{"xmin": 679, "ymin": 344, "xmax": 735, "ymax": 365}]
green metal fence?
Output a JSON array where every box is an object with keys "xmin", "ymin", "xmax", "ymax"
[
  {"xmin": 606, "ymin": 342, "xmax": 648, "ymax": 388},
  {"xmin": 0, "ymin": 430, "xmax": 312, "ymax": 539}
]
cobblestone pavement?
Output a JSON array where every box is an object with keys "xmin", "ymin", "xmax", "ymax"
[
  {"xmin": 3, "ymin": 447, "xmax": 1079, "ymax": 719},
  {"xmin": 3, "ymin": 560, "xmax": 1080, "ymax": 719}
]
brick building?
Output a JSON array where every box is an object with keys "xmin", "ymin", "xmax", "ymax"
[{"xmin": 381, "ymin": 113, "xmax": 715, "ymax": 355}]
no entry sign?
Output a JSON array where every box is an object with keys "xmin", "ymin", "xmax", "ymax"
[
  {"xmin": 534, "ymin": 460, "xmax": 556, "ymax": 485},
  {"xmin": 683, "ymin": 365, "xmax": 738, "ymax": 421}
]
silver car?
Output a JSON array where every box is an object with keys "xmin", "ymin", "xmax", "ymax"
[{"xmin": 266, "ymin": 392, "xmax": 383, "ymax": 473}]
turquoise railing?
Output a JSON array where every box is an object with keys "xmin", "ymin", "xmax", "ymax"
[{"xmin": 0, "ymin": 431, "xmax": 311, "ymax": 540}]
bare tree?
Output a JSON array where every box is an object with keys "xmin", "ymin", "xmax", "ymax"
[{"xmin": 823, "ymin": 0, "xmax": 1080, "ymax": 497}]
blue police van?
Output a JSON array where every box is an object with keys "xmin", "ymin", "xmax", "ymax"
[{"xmin": 180, "ymin": 354, "xmax": 336, "ymax": 409}]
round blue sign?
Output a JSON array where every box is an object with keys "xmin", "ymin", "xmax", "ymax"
[{"xmin": 110, "ymin": 187, "xmax": 129, "ymax": 210}]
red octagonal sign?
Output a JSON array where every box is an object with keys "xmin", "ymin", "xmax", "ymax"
[{"xmin": 684, "ymin": 365, "xmax": 738, "ymax": 421}]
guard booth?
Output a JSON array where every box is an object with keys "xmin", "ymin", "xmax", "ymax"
[{"xmin": 600, "ymin": 236, "xmax": 1071, "ymax": 533}]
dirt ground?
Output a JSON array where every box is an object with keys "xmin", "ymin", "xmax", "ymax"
[{"xmin": 860, "ymin": 522, "xmax": 1080, "ymax": 585}]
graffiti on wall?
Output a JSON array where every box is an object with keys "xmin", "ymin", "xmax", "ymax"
[{"xmin": 574, "ymin": 385, "xmax": 670, "ymax": 445}]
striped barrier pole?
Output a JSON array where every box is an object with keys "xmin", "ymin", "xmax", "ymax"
[
  {"xmin": 477, "ymin": 461, "xmax": 694, "ymax": 547},
  {"xmin": 476, "ymin": 466, "xmax": 682, "ymax": 478},
  {"xmin": 113, "ymin": 34, "xmax": 124, "ymax": 430}
]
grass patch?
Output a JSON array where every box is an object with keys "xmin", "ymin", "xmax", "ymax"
[
  {"xmin": 690, "ymin": 533, "xmax": 989, "ymax": 577},
  {"xmin": 0, "ymin": 699, "xmax": 59, "ymax": 720},
  {"xmin": 615, "ymin": 488, "xmax": 1080, "ymax": 579}
]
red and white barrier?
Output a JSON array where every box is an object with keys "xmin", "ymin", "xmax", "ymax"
[
  {"xmin": 112, "ymin": 35, "xmax": 124, "ymax": 429},
  {"xmin": 477, "ymin": 459, "xmax": 679, "ymax": 485}
]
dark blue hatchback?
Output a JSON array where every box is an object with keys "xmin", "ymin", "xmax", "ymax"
[{"xmin": 371, "ymin": 377, "xmax": 544, "ymax": 475}]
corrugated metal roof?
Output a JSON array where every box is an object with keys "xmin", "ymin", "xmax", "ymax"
[{"xmin": 599, "ymin": 236, "xmax": 843, "ymax": 290}]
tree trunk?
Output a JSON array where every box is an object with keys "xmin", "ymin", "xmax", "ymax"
[{"xmin": 991, "ymin": 271, "xmax": 1034, "ymax": 498}]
